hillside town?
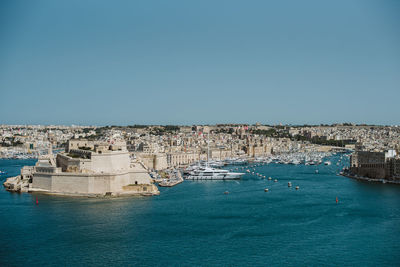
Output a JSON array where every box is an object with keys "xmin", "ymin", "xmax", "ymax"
[{"xmin": 1, "ymin": 124, "xmax": 400, "ymax": 183}]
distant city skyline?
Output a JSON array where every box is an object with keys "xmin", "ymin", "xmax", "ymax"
[
  {"xmin": 1, "ymin": 0, "xmax": 399, "ymax": 126},
  {"xmin": 1, "ymin": 122, "xmax": 399, "ymax": 128}
]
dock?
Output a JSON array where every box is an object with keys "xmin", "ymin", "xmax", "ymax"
[{"xmin": 158, "ymin": 178, "xmax": 183, "ymax": 187}]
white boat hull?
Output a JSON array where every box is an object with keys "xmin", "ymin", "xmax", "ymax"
[{"xmin": 185, "ymin": 174, "xmax": 242, "ymax": 180}]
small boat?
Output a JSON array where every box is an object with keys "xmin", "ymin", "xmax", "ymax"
[
  {"xmin": 288, "ymin": 182, "xmax": 292, "ymax": 187},
  {"xmin": 295, "ymin": 186, "xmax": 299, "ymax": 190},
  {"xmin": 264, "ymin": 188, "xmax": 269, "ymax": 192},
  {"xmin": 274, "ymin": 179, "xmax": 278, "ymax": 182}
]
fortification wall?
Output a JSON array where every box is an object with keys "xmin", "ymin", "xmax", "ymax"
[
  {"xmin": 31, "ymin": 170, "xmax": 155, "ymax": 195},
  {"xmin": 32, "ymin": 174, "xmax": 52, "ymax": 191},
  {"xmin": 52, "ymin": 174, "xmax": 90, "ymax": 194},
  {"xmin": 91, "ymin": 152, "xmax": 130, "ymax": 173}
]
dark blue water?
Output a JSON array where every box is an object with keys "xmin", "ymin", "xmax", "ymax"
[{"xmin": 1, "ymin": 155, "xmax": 399, "ymax": 266}]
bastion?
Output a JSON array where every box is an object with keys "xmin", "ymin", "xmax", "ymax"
[{"xmin": 3, "ymin": 142, "xmax": 159, "ymax": 197}]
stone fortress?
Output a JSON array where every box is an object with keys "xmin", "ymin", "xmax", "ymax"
[
  {"xmin": 3, "ymin": 140, "xmax": 159, "ymax": 196},
  {"xmin": 349, "ymin": 149, "xmax": 400, "ymax": 181}
]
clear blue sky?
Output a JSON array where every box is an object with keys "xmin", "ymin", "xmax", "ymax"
[{"xmin": 1, "ymin": 0, "xmax": 399, "ymax": 126}]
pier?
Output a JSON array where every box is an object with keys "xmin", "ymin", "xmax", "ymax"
[{"xmin": 158, "ymin": 178, "xmax": 183, "ymax": 187}]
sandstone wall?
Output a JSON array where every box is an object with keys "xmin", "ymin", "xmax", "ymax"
[{"xmin": 32, "ymin": 170, "xmax": 154, "ymax": 195}]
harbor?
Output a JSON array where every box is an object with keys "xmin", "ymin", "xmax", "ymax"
[
  {"xmin": 1, "ymin": 154, "xmax": 399, "ymax": 266},
  {"xmin": 1, "ymin": 0, "xmax": 399, "ymax": 265}
]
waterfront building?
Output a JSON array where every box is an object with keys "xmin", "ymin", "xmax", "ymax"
[
  {"xmin": 4, "ymin": 143, "xmax": 159, "ymax": 196},
  {"xmin": 167, "ymin": 151, "xmax": 200, "ymax": 167},
  {"xmin": 349, "ymin": 150, "xmax": 399, "ymax": 181},
  {"xmin": 136, "ymin": 152, "xmax": 168, "ymax": 170}
]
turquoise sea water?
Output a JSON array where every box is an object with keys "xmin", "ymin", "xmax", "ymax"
[{"xmin": 0, "ymin": 155, "xmax": 399, "ymax": 266}]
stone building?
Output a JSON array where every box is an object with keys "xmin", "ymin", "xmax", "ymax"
[
  {"xmin": 4, "ymin": 143, "xmax": 159, "ymax": 196},
  {"xmin": 167, "ymin": 151, "xmax": 200, "ymax": 167},
  {"xmin": 349, "ymin": 150, "xmax": 399, "ymax": 180},
  {"xmin": 246, "ymin": 142, "xmax": 272, "ymax": 158},
  {"xmin": 135, "ymin": 152, "xmax": 168, "ymax": 170},
  {"xmin": 66, "ymin": 139, "xmax": 96, "ymax": 152}
]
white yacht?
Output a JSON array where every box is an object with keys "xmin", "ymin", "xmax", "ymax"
[
  {"xmin": 186, "ymin": 166, "xmax": 244, "ymax": 180},
  {"xmin": 185, "ymin": 134, "xmax": 244, "ymax": 180}
]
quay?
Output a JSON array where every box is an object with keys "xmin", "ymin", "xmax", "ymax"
[
  {"xmin": 157, "ymin": 169, "xmax": 184, "ymax": 187},
  {"xmin": 158, "ymin": 178, "xmax": 183, "ymax": 187},
  {"xmin": 341, "ymin": 173, "xmax": 400, "ymax": 185}
]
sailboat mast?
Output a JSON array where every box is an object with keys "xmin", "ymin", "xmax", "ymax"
[{"xmin": 207, "ymin": 133, "xmax": 210, "ymax": 168}]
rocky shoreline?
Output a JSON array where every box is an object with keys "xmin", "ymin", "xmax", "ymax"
[
  {"xmin": 3, "ymin": 175, "xmax": 160, "ymax": 197},
  {"xmin": 341, "ymin": 173, "xmax": 400, "ymax": 185},
  {"xmin": 3, "ymin": 176, "xmax": 30, "ymax": 192}
]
